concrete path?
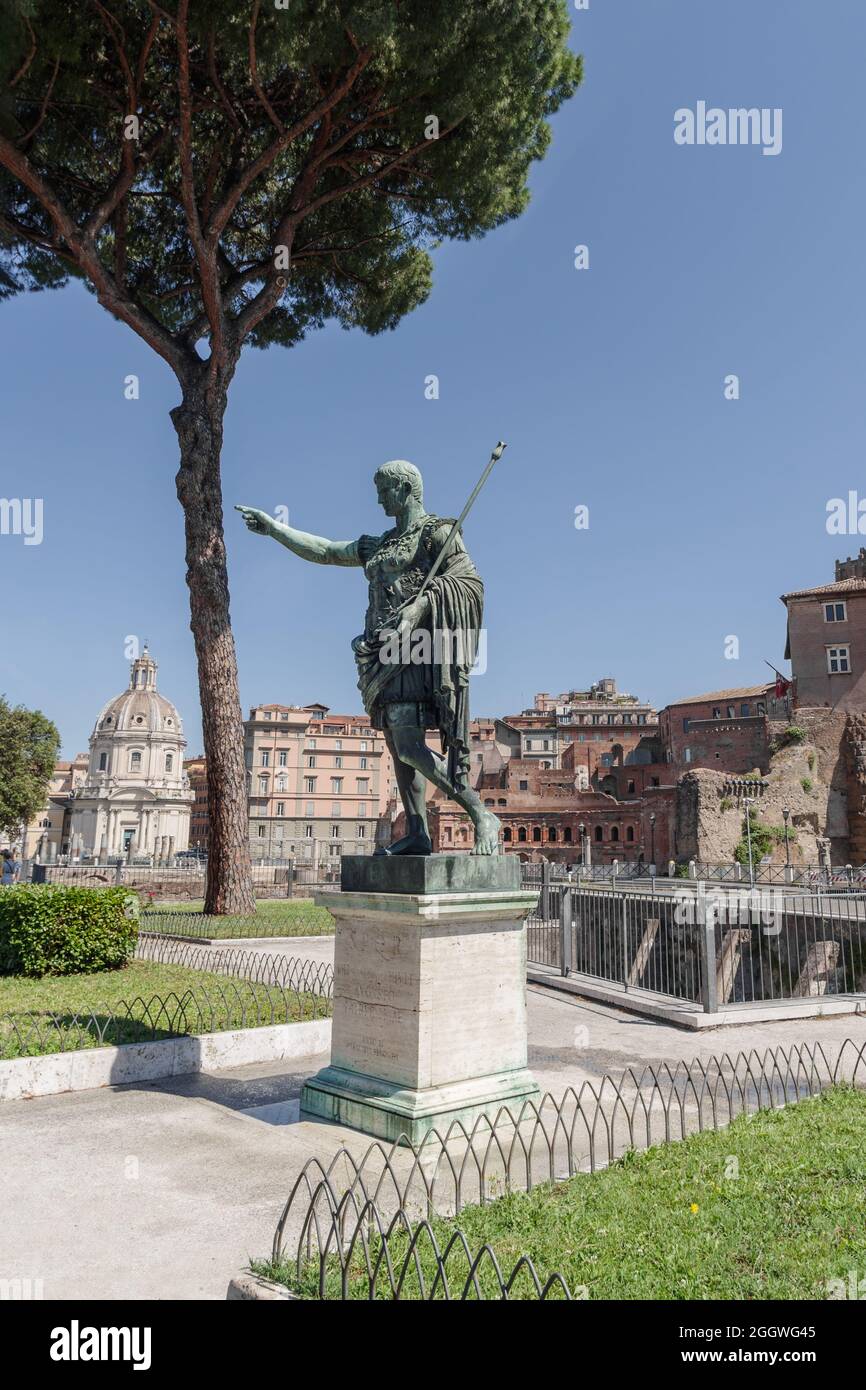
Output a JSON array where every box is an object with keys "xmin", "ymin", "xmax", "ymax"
[{"xmin": 1, "ymin": 984, "xmax": 863, "ymax": 1300}]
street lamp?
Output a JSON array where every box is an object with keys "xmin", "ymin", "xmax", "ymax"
[
  {"xmin": 578, "ymin": 822, "xmax": 586, "ymax": 870},
  {"xmin": 782, "ymin": 806, "xmax": 791, "ymax": 870},
  {"xmin": 649, "ymin": 813, "xmax": 656, "ymax": 870}
]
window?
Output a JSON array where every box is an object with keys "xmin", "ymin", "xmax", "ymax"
[
  {"xmin": 827, "ymin": 645, "xmax": 851, "ymax": 674},
  {"xmin": 360, "ymin": 740, "xmax": 368, "ymax": 751},
  {"xmin": 532, "ymin": 827, "xmax": 541, "ymax": 842},
  {"xmin": 503, "ymin": 827, "xmax": 512, "ymax": 842},
  {"xmin": 518, "ymin": 827, "xmax": 527, "ymax": 842},
  {"xmin": 682, "ymin": 718, "xmax": 690, "ymax": 733},
  {"xmin": 331, "ymin": 777, "xmax": 343, "ymax": 793},
  {"xmin": 305, "ymin": 801, "xmax": 314, "ymax": 816},
  {"xmin": 332, "ymin": 803, "xmax": 341, "ymax": 817},
  {"xmin": 304, "ymin": 777, "xmax": 316, "ymax": 794},
  {"xmin": 275, "ymin": 775, "xmax": 287, "ymax": 792},
  {"xmin": 519, "ymin": 779, "xmax": 528, "ymax": 791},
  {"xmin": 684, "ymin": 748, "xmax": 692, "ymax": 763},
  {"xmin": 165, "ymin": 753, "xmax": 173, "ymax": 773},
  {"xmin": 257, "ymin": 825, "xmax": 266, "ymax": 837},
  {"xmin": 357, "ymin": 778, "xmax": 369, "ymax": 793},
  {"xmin": 626, "ymin": 826, "xmax": 634, "ymax": 842},
  {"xmin": 712, "ymin": 707, "xmax": 721, "ymax": 719},
  {"xmin": 359, "ymin": 756, "xmax": 368, "ymax": 770},
  {"xmin": 129, "ymin": 751, "xmax": 142, "ymax": 771},
  {"xmin": 358, "ymin": 803, "xmax": 367, "ymax": 818},
  {"xmin": 98, "ymin": 752, "xmax": 107, "ymax": 771},
  {"xmin": 563, "ymin": 827, "xmax": 572, "ymax": 843},
  {"xmin": 526, "ymin": 739, "xmax": 534, "ymax": 751},
  {"xmin": 278, "ymin": 750, "xmax": 287, "ymax": 766},
  {"xmin": 258, "ymin": 775, "xmax": 268, "ymax": 793},
  {"xmin": 335, "ymin": 739, "xmax": 342, "ymax": 751},
  {"xmin": 276, "ymin": 801, "xmax": 285, "ymax": 816},
  {"xmin": 334, "ymin": 756, "xmax": 343, "ymax": 768},
  {"xmin": 305, "ymin": 825, "xmax": 313, "ymax": 838},
  {"xmin": 611, "ymin": 826, "xmax": 619, "ymax": 842},
  {"xmin": 261, "ymin": 750, "xmax": 269, "ymax": 766},
  {"xmin": 627, "ymin": 779, "xmax": 635, "ymax": 794},
  {"xmin": 329, "ymin": 844, "xmax": 340, "ymax": 857},
  {"xmin": 740, "ymin": 703, "xmax": 750, "ymax": 717},
  {"xmin": 542, "ymin": 739, "xmax": 549, "ymax": 751},
  {"xmin": 331, "ymin": 825, "xmax": 340, "ymax": 839},
  {"xmin": 594, "ymin": 826, "xmax": 603, "ymax": 842},
  {"xmin": 357, "ymin": 824, "xmax": 366, "ymax": 838},
  {"xmin": 548, "ymin": 827, "xmax": 557, "ymax": 842},
  {"xmin": 307, "ymin": 738, "xmax": 316, "ymax": 748},
  {"xmin": 307, "ymin": 755, "xmax": 316, "ymax": 768},
  {"xmin": 825, "ymin": 601, "xmax": 847, "ymax": 623}
]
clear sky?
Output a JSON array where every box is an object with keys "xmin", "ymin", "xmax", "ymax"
[{"xmin": 3, "ymin": 0, "xmax": 865, "ymax": 757}]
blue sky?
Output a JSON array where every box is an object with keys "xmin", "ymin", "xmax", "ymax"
[{"xmin": 3, "ymin": 0, "xmax": 865, "ymax": 756}]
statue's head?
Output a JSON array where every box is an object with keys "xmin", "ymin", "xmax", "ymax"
[{"xmin": 374, "ymin": 460, "xmax": 423, "ymax": 517}]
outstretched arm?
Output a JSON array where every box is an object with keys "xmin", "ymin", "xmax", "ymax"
[{"xmin": 234, "ymin": 507, "xmax": 360, "ymax": 566}]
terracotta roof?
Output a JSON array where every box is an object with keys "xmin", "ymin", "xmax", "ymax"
[
  {"xmin": 666, "ymin": 684, "xmax": 773, "ymax": 708},
  {"xmin": 782, "ymin": 577, "xmax": 866, "ymax": 601}
]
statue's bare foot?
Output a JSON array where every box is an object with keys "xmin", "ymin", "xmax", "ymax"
[
  {"xmin": 374, "ymin": 829, "xmax": 433, "ymax": 857},
  {"xmin": 471, "ymin": 810, "xmax": 501, "ymax": 855}
]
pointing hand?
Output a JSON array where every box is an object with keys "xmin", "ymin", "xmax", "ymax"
[{"xmin": 235, "ymin": 505, "xmax": 272, "ymax": 536}]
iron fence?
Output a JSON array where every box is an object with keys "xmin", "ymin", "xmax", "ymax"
[
  {"xmin": 270, "ymin": 1039, "xmax": 866, "ymax": 1296},
  {"xmin": 25, "ymin": 860, "xmax": 343, "ymax": 899},
  {"xmin": 526, "ymin": 882, "xmax": 866, "ymax": 1010},
  {"xmin": 0, "ymin": 948, "xmax": 333, "ymax": 1060},
  {"xmin": 265, "ymin": 1206, "xmax": 573, "ymax": 1301},
  {"xmin": 134, "ymin": 934, "xmax": 333, "ymax": 995},
  {"xmin": 140, "ymin": 906, "xmax": 333, "ymax": 940}
]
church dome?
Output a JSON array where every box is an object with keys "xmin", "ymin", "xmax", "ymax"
[{"xmin": 93, "ymin": 648, "xmax": 184, "ymax": 737}]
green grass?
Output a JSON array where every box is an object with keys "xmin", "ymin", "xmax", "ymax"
[
  {"xmin": 256, "ymin": 1088, "xmax": 866, "ymax": 1300},
  {"xmin": 0, "ymin": 958, "xmax": 329, "ymax": 1058},
  {"xmin": 142, "ymin": 898, "xmax": 335, "ymax": 938}
]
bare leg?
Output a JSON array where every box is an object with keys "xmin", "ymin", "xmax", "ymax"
[
  {"xmin": 390, "ymin": 722, "xmax": 501, "ymax": 855},
  {"xmin": 375, "ymin": 727, "xmax": 433, "ymax": 855}
]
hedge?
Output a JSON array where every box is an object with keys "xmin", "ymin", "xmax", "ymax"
[{"xmin": 0, "ymin": 886, "xmax": 139, "ymax": 978}]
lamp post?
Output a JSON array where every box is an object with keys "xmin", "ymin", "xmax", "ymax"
[
  {"xmin": 649, "ymin": 813, "xmax": 656, "ymax": 872},
  {"xmin": 579, "ymin": 822, "xmax": 586, "ymax": 872},
  {"xmin": 782, "ymin": 806, "xmax": 791, "ymax": 870}
]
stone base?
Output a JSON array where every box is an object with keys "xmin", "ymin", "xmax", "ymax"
[
  {"xmin": 301, "ymin": 1064, "xmax": 540, "ymax": 1145},
  {"xmin": 340, "ymin": 852, "xmax": 520, "ymax": 895},
  {"xmin": 299, "ymin": 881, "xmax": 539, "ymax": 1145}
]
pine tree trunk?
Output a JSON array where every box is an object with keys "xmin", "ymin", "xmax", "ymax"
[{"xmin": 171, "ymin": 373, "xmax": 255, "ymax": 916}]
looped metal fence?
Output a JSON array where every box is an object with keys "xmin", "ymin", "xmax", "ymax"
[
  {"xmin": 134, "ymin": 934, "xmax": 334, "ymax": 995},
  {"xmin": 271, "ymin": 1197, "xmax": 573, "ymax": 1300},
  {"xmin": 139, "ymin": 907, "xmax": 333, "ymax": 939},
  {"xmin": 271, "ymin": 1038, "xmax": 866, "ymax": 1287}
]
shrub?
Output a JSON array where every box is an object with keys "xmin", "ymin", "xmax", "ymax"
[
  {"xmin": 801, "ymin": 778, "xmax": 813, "ymax": 793},
  {"xmin": 771, "ymin": 725, "xmax": 807, "ymax": 753},
  {"xmin": 720, "ymin": 797, "xmax": 733, "ymax": 811},
  {"xmin": 0, "ymin": 886, "xmax": 139, "ymax": 978}
]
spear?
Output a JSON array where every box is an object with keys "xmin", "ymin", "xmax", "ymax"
[{"xmin": 414, "ymin": 440, "xmax": 507, "ymax": 602}]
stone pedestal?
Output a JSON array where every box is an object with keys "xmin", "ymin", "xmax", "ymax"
[{"xmin": 300, "ymin": 855, "xmax": 539, "ymax": 1144}]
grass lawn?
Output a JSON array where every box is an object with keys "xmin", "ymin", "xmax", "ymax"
[
  {"xmin": 0, "ymin": 958, "xmax": 330, "ymax": 1058},
  {"xmin": 142, "ymin": 897, "xmax": 335, "ymax": 938},
  {"xmin": 256, "ymin": 1088, "xmax": 866, "ymax": 1300}
]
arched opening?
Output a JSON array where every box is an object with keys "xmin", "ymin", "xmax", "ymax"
[
  {"xmin": 563, "ymin": 826, "xmax": 572, "ymax": 843},
  {"xmin": 548, "ymin": 826, "xmax": 557, "ymax": 842},
  {"xmin": 594, "ymin": 825, "xmax": 603, "ymax": 842},
  {"xmin": 626, "ymin": 825, "xmax": 635, "ymax": 842},
  {"xmin": 518, "ymin": 827, "xmax": 527, "ymax": 843},
  {"xmin": 532, "ymin": 827, "xmax": 542, "ymax": 843},
  {"xmin": 611, "ymin": 825, "xmax": 619, "ymax": 842},
  {"xmin": 503, "ymin": 827, "xmax": 512, "ymax": 842}
]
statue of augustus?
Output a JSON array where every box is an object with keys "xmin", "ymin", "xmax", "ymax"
[{"xmin": 237, "ymin": 461, "xmax": 501, "ymax": 855}]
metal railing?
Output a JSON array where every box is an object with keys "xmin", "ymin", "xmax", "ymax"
[
  {"xmin": 0, "ymin": 946, "xmax": 333, "ymax": 1060},
  {"xmin": 139, "ymin": 906, "xmax": 333, "ymax": 939},
  {"xmin": 266, "ymin": 1207, "xmax": 574, "ymax": 1301},
  {"xmin": 526, "ymin": 882, "xmax": 866, "ymax": 1010},
  {"xmin": 25, "ymin": 859, "xmax": 343, "ymax": 899},
  {"xmin": 270, "ymin": 1038, "xmax": 866, "ymax": 1296}
]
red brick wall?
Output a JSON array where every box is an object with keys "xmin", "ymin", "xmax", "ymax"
[{"xmin": 788, "ymin": 593, "xmax": 866, "ymax": 711}]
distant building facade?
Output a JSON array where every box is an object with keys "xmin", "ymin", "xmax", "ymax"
[
  {"xmin": 184, "ymin": 754, "xmax": 209, "ymax": 850},
  {"xmin": 63, "ymin": 647, "xmax": 192, "ymax": 860},
  {"xmin": 244, "ymin": 703, "xmax": 394, "ymax": 864},
  {"xmin": 783, "ymin": 552, "xmax": 866, "ymax": 711}
]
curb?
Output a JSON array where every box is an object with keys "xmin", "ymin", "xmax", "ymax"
[
  {"xmin": 0, "ymin": 1018, "xmax": 332, "ymax": 1102},
  {"xmin": 226, "ymin": 1273, "xmax": 300, "ymax": 1301}
]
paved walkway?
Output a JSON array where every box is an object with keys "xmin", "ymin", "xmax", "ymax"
[{"xmin": 1, "ymin": 978, "xmax": 863, "ymax": 1300}]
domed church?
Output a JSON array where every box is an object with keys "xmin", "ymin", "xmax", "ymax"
[{"xmin": 68, "ymin": 647, "xmax": 193, "ymax": 859}]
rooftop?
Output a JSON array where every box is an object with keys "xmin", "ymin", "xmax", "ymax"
[
  {"xmin": 781, "ymin": 577, "xmax": 866, "ymax": 601},
  {"xmin": 666, "ymin": 684, "xmax": 773, "ymax": 708}
]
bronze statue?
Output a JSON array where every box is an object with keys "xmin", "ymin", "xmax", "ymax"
[{"xmin": 237, "ymin": 455, "xmax": 502, "ymax": 855}]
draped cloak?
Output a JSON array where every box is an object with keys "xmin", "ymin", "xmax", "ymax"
[{"xmin": 349, "ymin": 516, "xmax": 483, "ymax": 793}]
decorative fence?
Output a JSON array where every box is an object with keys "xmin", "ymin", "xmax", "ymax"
[
  {"xmin": 139, "ymin": 906, "xmax": 332, "ymax": 940},
  {"xmin": 526, "ymin": 882, "xmax": 866, "ymax": 1010},
  {"xmin": 269, "ymin": 1039, "xmax": 866, "ymax": 1298},
  {"xmin": 25, "ymin": 860, "xmax": 345, "ymax": 900},
  {"xmin": 0, "ymin": 943, "xmax": 332, "ymax": 1060}
]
